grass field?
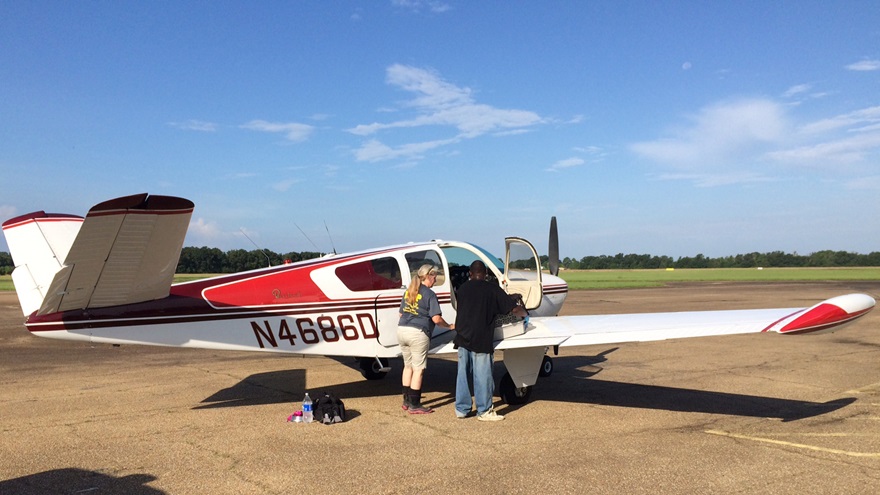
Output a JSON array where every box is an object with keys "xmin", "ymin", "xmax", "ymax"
[
  {"xmin": 2, "ymin": 267, "xmax": 879, "ymax": 292},
  {"xmin": 558, "ymin": 267, "xmax": 880, "ymax": 289}
]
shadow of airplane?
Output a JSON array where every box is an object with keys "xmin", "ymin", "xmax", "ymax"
[
  {"xmin": 194, "ymin": 369, "xmax": 306, "ymax": 409},
  {"xmin": 196, "ymin": 348, "xmax": 855, "ymax": 421},
  {"xmin": 0, "ymin": 469, "xmax": 163, "ymax": 495}
]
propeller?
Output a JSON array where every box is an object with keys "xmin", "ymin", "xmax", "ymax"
[{"xmin": 548, "ymin": 216, "xmax": 559, "ymax": 276}]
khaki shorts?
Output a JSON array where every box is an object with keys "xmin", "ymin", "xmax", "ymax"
[{"xmin": 397, "ymin": 326, "xmax": 430, "ymax": 370}]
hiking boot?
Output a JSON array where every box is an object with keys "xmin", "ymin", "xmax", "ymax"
[
  {"xmin": 401, "ymin": 392, "xmax": 413, "ymax": 411},
  {"xmin": 407, "ymin": 404, "xmax": 434, "ymax": 414},
  {"xmin": 477, "ymin": 409, "xmax": 504, "ymax": 422},
  {"xmin": 406, "ymin": 391, "xmax": 432, "ymax": 414}
]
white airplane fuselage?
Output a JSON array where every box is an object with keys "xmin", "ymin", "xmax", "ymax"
[{"xmin": 24, "ymin": 240, "xmax": 568, "ymax": 358}]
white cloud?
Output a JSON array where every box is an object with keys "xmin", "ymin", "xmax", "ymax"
[
  {"xmin": 272, "ymin": 179, "xmax": 302, "ymax": 192},
  {"xmin": 845, "ymin": 59, "xmax": 880, "ymax": 71},
  {"xmin": 630, "ymin": 98, "xmax": 788, "ymax": 169},
  {"xmin": 168, "ymin": 119, "xmax": 218, "ymax": 132},
  {"xmin": 655, "ymin": 172, "xmax": 774, "ymax": 187},
  {"xmin": 782, "ymin": 84, "xmax": 810, "ymax": 98},
  {"xmin": 633, "ymin": 98, "xmax": 880, "ymax": 182},
  {"xmin": 349, "ymin": 64, "xmax": 545, "ymax": 162},
  {"xmin": 353, "ymin": 137, "xmax": 457, "ymax": 163},
  {"xmin": 573, "ymin": 145, "xmax": 603, "ymax": 154},
  {"xmin": 764, "ymin": 105, "xmax": 880, "ymax": 166},
  {"xmin": 391, "ymin": 0, "xmax": 451, "ymax": 13},
  {"xmin": 799, "ymin": 106, "xmax": 880, "ymax": 134},
  {"xmin": 765, "ymin": 131, "xmax": 880, "ymax": 165},
  {"xmin": 241, "ymin": 120, "xmax": 315, "ymax": 142},
  {"xmin": 547, "ymin": 157, "xmax": 585, "ymax": 172},
  {"xmin": 188, "ymin": 217, "xmax": 221, "ymax": 238}
]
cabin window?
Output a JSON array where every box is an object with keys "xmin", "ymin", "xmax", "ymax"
[
  {"xmin": 335, "ymin": 257, "xmax": 403, "ymax": 292},
  {"xmin": 404, "ymin": 250, "xmax": 446, "ymax": 286}
]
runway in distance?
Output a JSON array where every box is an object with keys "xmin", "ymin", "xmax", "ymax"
[{"xmin": 2, "ymin": 193, "xmax": 875, "ymax": 404}]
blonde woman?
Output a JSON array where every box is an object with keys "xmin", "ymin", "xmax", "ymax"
[{"xmin": 398, "ymin": 264, "xmax": 453, "ymax": 414}]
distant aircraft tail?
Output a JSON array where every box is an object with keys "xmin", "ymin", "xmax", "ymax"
[{"xmin": 2, "ymin": 194, "xmax": 194, "ymax": 317}]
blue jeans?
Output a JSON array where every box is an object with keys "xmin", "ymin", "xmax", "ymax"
[{"xmin": 455, "ymin": 347, "xmax": 495, "ymax": 416}]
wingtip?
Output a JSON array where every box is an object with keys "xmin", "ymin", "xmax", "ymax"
[{"xmin": 776, "ymin": 293, "xmax": 875, "ymax": 335}]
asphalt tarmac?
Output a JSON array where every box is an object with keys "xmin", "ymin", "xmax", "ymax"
[{"xmin": 1, "ymin": 282, "xmax": 880, "ymax": 494}]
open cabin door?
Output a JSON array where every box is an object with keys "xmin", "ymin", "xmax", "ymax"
[{"xmin": 504, "ymin": 237, "xmax": 543, "ymax": 310}]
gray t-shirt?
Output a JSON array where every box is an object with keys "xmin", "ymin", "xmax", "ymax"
[{"xmin": 398, "ymin": 284, "xmax": 442, "ymax": 335}]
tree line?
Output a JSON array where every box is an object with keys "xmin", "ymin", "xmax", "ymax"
[
  {"xmin": 553, "ymin": 250, "xmax": 880, "ymax": 270},
  {"xmin": 3, "ymin": 248, "xmax": 880, "ymax": 276}
]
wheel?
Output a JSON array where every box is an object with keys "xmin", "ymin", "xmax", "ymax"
[
  {"xmin": 499, "ymin": 371, "xmax": 532, "ymax": 405},
  {"xmin": 359, "ymin": 357, "xmax": 389, "ymax": 380},
  {"xmin": 538, "ymin": 355, "xmax": 553, "ymax": 377}
]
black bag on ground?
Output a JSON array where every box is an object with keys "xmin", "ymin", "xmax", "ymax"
[{"xmin": 313, "ymin": 392, "xmax": 346, "ymax": 424}]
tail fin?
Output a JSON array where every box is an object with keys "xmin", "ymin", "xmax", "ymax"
[
  {"xmin": 3, "ymin": 193, "xmax": 195, "ymax": 317},
  {"xmin": 2, "ymin": 212, "xmax": 84, "ymax": 316}
]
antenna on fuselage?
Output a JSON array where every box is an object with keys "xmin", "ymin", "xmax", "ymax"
[
  {"xmin": 239, "ymin": 228, "xmax": 272, "ymax": 267},
  {"xmin": 295, "ymin": 223, "xmax": 322, "ymax": 254},
  {"xmin": 324, "ymin": 221, "xmax": 337, "ymax": 255}
]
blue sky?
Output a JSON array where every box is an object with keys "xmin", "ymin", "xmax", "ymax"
[{"xmin": 2, "ymin": 1, "xmax": 879, "ymax": 260}]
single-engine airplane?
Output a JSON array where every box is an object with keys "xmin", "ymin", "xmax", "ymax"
[{"xmin": 2, "ymin": 193, "xmax": 876, "ymax": 404}]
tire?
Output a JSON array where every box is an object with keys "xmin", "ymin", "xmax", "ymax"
[
  {"xmin": 359, "ymin": 357, "xmax": 389, "ymax": 380},
  {"xmin": 499, "ymin": 371, "xmax": 532, "ymax": 405},
  {"xmin": 538, "ymin": 355, "xmax": 553, "ymax": 377}
]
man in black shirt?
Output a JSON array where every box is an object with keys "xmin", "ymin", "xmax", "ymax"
[{"xmin": 453, "ymin": 260, "xmax": 527, "ymax": 421}]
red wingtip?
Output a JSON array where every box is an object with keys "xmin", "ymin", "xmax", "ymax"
[{"xmin": 777, "ymin": 294, "xmax": 875, "ymax": 335}]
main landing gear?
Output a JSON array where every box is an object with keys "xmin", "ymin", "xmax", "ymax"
[
  {"xmin": 359, "ymin": 357, "xmax": 390, "ymax": 380},
  {"xmin": 498, "ymin": 352, "xmax": 554, "ymax": 405},
  {"xmin": 499, "ymin": 371, "xmax": 532, "ymax": 405}
]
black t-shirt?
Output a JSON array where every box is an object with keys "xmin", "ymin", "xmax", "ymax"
[{"xmin": 452, "ymin": 279, "xmax": 517, "ymax": 354}]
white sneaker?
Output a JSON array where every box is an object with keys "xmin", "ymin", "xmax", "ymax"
[{"xmin": 477, "ymin": 409, "xmax": 504, "ymax": 422}]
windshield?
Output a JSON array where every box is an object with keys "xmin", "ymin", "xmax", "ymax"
[{"xmin": 449, "ymin": 244, "xmax": 504, "ymax": 273}]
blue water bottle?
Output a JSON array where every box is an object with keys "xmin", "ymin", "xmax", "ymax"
[{"xmin": 302, "ymin": 393, "xmax": 313, "ymax": 423}]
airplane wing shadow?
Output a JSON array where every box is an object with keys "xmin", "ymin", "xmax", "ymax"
[
  {"xmin": 194, "ymin": 349, "xmax": 855, "ymax": 421},
  {"xmin": 193, "ymin": 363, "xmax": 400, "ymax": 416},
  {"xmin": 194, "ymin": 369, "xmax": 307, "ymax": 410},
  {"xmin": 518, "ymin": 351, "xmax": 856, "ymax": 422}
]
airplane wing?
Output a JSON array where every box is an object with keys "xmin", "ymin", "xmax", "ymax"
[
  {"xmin": 430, "ymin": 293, "xmax": 875, "ymax": 354},
  {"xmin": 37, "ymin": 193, "xmax": 194, "ymax": 315},
  {"xmin": 516, "ymin": 293, "xmax": 875, "ymax": 347}
]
